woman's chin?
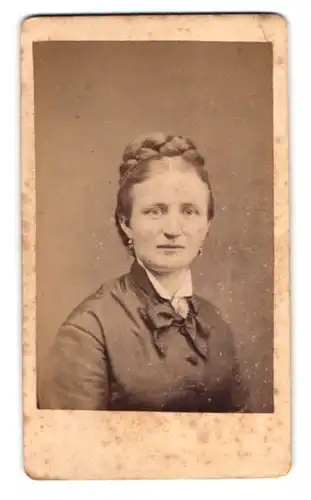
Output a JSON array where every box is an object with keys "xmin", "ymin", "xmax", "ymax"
[{"xmin": 143, "ymin": 256, "xmax": 194, "ymax": 274}]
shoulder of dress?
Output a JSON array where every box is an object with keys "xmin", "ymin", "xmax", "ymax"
[
  {"xmin": 194, "ymin": 294, "xmax": 232, "ymax": 330},
  {"xmin": 64, "ymin": 273, "xmax": 131, "ymax": 324},
  {"xmin": 193, "ymin": 293, "xmax": 220, "ymax": 314}
]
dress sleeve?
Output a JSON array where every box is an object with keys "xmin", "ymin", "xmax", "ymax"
[{"xmin": 38, "ymin": 310, "xmax": 109, "ymax": 410}]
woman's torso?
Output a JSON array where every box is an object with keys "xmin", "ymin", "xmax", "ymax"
[{"xmin": 39, "ymin": 262, "xmax": 248, "ymax": 412}]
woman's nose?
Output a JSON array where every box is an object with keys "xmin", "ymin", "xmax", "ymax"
[{"xmin": 162, "ymin": 214, "xmax": 182, "ymax": 237}]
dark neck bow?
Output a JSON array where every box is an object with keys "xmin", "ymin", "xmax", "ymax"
[
  {"xmin": 144, "ymin": 297, "xmax": 199, "ymax": 330},
  {"xmin": 139, "ymin": 297, "xmax": 208, "ymax": 359},
  {"xmin": 130, "ymin": 261, "xmax": 209, "ymax": 359}
]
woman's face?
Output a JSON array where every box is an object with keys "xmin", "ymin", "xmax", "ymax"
[{"xmin": 120, "ymin": 158, "xmax": 211, "ymax": 274}]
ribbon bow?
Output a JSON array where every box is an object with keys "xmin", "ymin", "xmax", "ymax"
[
  {"xmin": 145, "ymin": 300, "xmax": 194, "ymax": 330},
  {"xmin": 139, "ymin": 297, "xmax": 208, "ymax": 359}
]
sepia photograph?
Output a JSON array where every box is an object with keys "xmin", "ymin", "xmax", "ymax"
[
  {"xmin": 22, "ymin": 14, "xmax": 290, "ymax": 479},
  {"xmin": 35, "ymin": 39, "xmax": 274, "ymax": 414}
]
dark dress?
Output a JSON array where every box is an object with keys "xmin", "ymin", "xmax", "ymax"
[{"xmin": 39, "ymin": 261, "xmax": 250, "ymax": 412}]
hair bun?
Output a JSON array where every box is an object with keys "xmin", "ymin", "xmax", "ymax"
[
  {"xmin": 119, "ymin": 132, "xmax": 204, "ymax": 182},
  {"xmin": 122, "ymin": 132, "xmax": 166, "ymax": 162},
  {"xmin": 160, "ymin": 136, "xmax": 195, "ymax": 155}
]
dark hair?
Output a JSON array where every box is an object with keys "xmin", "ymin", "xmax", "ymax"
[{"xmin": 115, "ymin": 132, "xmax": 215, "ymax": 247}]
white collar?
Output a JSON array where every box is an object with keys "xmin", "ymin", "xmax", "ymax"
[{"xmin": 137, "ymin": 259, "xmax": 193, "ymax": 300}]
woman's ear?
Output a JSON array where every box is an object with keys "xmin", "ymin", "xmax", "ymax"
[{"xmin": 119, "ymin": 216, "xmax": 133, "ymax": 240}]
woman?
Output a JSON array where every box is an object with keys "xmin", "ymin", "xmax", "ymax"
[{"xmin": 39, "ymin": 132, "xmax": 250, "ymax": 412}]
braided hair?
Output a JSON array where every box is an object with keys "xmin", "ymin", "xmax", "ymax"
[{"xmin": 115, "ymin": 132, "xmax": 214, "ymax": 247}]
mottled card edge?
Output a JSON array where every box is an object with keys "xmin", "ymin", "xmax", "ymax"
[{"xmin": 21, "ymin": 13, "xmax": 291, "ymax": 480}]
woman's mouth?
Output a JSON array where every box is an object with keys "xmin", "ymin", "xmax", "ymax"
[
  {"xmin": 157, "ymin": 245, "xmax": 184, "ymax": 249},
  {"xmin": 157, "ymin": 245, "xmax": 185, "ymax": 254}
]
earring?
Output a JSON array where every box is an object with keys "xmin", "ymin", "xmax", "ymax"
[
  {"xmin": 127, "ymin": 238, "xmax": 134, "ymax": 256},
  {"xmin": 198, "ymin": 247, "xmax": 203, "ymax": 257}
]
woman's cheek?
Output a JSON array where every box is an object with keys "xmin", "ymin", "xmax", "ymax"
[
  {"xmin": 184, "ymin": 217, "xmax": 208, "ymax": 235},
  {"xmin": 134, "ymin": 218, "xmax": 160, "ymax": 240}
]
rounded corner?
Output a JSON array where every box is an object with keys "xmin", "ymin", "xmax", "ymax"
[
  {"xmin": 273, "ymin": 13, "xmax": 289, "ymax": 31},
  {"xmin": 20, "ymin": 15, "xmax": 41, "ymax": 35},
  {"xmin": 24, "ymin": 461, "xmax": 43, "ymax": 481},
  {"xmin": 276, "ymin": 458, "xmax": 293, "ymax": 478}
]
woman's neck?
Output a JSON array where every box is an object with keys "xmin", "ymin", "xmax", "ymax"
[{"xmin": 147, "ymin": 266, "xmax": 190, "ymax": 296}]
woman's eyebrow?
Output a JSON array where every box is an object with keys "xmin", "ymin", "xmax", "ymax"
[
  {"xmin": 181, "ymin": 202, "xmax": 200, "ymax": 208},
  {"xmin": 143, "ymin": 202, "xmax": 168, "ymax": 209}
]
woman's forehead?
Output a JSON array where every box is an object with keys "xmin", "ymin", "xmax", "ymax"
[{"xmin": 132, "ymin": 168, "xmax": 209, "ymax": 203}]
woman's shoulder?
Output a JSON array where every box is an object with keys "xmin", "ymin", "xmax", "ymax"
[
  {"xmin": 64, "ymin": 272, "xmax": 132, "ymax": 326},
  {"xmin": 194, "ymin": 293, "xmax": 232, "ymax": 332},
  {"xmin": 194, "ymin": 293, "xmax": 223, "ymax": 315},
  {"xmin": 194, "ymin": 294, "xmax": 236, "ymax": 354}
]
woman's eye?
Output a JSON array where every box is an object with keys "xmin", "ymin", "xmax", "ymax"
[
  {"xmin": 183, "ymin": 206, "xmax": 199, "ymax": 216},
  {"xmin": 145, "ymin": 207, "xmax": 163, "ymax": 217}
]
